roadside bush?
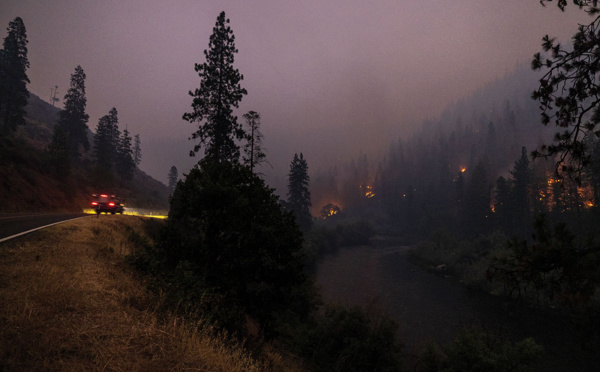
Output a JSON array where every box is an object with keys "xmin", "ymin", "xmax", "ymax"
[
  {"xmin": 445, "ymin": 327, "xmax": 543, "ymax": 372},
  {"xmin": 156, "ymin": 159, "xmax": 316, "ymax": 336},
  {"xmin": 306, "ymin": 220, "xmax": 375, "ymax": 258},
  {"xmin": 488, "ymin": 214, "xmax": 600, "ymax": 307},
  {"xmin": 487, "ymin": 215, "xmax": 600, "ymax": 345},
  {"xmin": 292, "ymin": 304, "xmax": 403, "ymax": 372},
  {"xmin": 409, "ymin": 230, "xmax": 508, "ymax": 291},
  {"xmin": 305, "ymin": 225, "xmax": 341, "ymax": 256},
  {"xmin": 415, "ymin": 327, "xmax": 543, "ymax": 372}
]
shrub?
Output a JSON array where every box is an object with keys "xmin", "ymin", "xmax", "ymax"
[
  {"xmin": 336, "ymin": 220, "xmax": 374, "ymax": 246},
  {"xmin": 306, "ymin": 220, "xmax": 375, "ymax": 259},
  {"xmin": 293, "ymin": 304, "xmax": 403, "ymax": 372},
  {"xmin": 157, "ymin": 159, "xmax": 316, "ymax": 335},
  {"xmin": 488, "ymin": 214, "xmax": 600, "ymax": 306},
  {"xmin": 408, "ymin": 230, "xmax": 509, "ymax": 291},
  {"xmin": 442, "ymin": 328, "xmax": 543, "ymax": 372}
]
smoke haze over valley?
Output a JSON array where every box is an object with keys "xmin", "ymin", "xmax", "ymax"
[{"xmin": 0, "ymin": 1, "xmax": 590, "ymax": 192}]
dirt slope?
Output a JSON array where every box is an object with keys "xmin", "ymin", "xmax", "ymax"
[{"xmin": 0, "ymin": 216, "xmax": 266, "ymax": 371}]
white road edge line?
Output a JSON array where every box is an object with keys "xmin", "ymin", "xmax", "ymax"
[{"xmin": 0, "ymin": 216, "xmax": 90, "ymax": 244}]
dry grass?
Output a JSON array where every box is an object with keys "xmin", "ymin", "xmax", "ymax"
[{"xmin": 0, "ymin": 215, "xmax": 269, "ymax": 371}]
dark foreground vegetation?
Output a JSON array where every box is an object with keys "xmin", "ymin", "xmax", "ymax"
[
  {"xmin": 408, "ymin": 218, "xmax": 600, "ymax": 371},
  {"xmin": 129, "ymin": 207, "xmax": 549, "ymax": 371},
  {"xmin": 126, "ymin": 160, "xmax": 408, "ymax": 371},
  {"xmin": 4, "ymin": 1, "xmax": 600, "ymax": 370}
]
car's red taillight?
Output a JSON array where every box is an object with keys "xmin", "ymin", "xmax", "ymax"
[
  {"xmin": 100, "ymin": 194, "xmax": 108, "ymax": 198},
  {"xmin": 108, "ymin": 202, "xmax": 115, "ymax": 207},
  {"xmin": 91, "ymin": 202, "xmax": 98, "ymax": 206}
]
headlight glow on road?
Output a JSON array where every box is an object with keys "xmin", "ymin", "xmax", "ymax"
[{"xmin": 83, "ymin": 209, "xmax": 168, "ymax": 219}]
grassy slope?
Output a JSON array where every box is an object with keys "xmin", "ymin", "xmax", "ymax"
[
  {"xmin": 0, "ymin": 93, "xmax": 170, "ymax": 212},
  {"xmin": 0, "ymin": 216, "xmax": 269, "ymax": 371}
]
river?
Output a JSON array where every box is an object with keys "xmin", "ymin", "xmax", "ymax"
[{"xmin": 315, "ymin": 242, "xmax": 599, "ymax": 371}]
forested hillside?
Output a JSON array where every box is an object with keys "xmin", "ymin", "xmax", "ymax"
[
  {"xmin": 0, "ymin": 93, "xmax": 170, "ymax": 212},
  {"xmin": 312, "ymin": 65, "xmax": 600, "ymax": 241}
]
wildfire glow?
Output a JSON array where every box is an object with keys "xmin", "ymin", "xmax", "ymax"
[
  {"xmin": 365, "ymin": 185, "xmax": 375, "ymax": 198},
  {"xmin": 536, "ymin": 172, "xmax": 595, "ymax": 211},
  {"xmin": 460, "ymin": 168, "xmax": 466, "ymax": 173},
  {"xmin": 320, "ymin": 203, "xmax": 341, "ymax": 220}
]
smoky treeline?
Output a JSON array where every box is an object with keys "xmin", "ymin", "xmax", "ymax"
[{"xmin": 312, "ymin": 65, "xmax": 600, "ymax": 241}]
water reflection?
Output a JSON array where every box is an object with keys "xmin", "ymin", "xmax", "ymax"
[
  {"xmin": 317, "ymin": 245, "xmax": 509, "ymax": 348},
  {"xmin": 315, "ymin": 243, "xmax": 600, "ymax": 371}
]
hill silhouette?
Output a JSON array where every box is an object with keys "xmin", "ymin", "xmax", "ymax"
[{"xmin": 0, "ymin": 93, "xmax": 170, "ymax": 212}]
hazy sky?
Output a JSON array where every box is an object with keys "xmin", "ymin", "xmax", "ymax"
[{"xmin": 0, "ymin": 1, "xmax": 590, "ymax": 190}]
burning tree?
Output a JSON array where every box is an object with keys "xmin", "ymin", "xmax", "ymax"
[{"xmin": 320, "ymin": 203, "xmax": 341, "ymax": 220}]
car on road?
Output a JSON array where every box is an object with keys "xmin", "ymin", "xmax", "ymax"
[{"xmin": 91, "ymin": 194, "xmax": 124, "ymax": 215}]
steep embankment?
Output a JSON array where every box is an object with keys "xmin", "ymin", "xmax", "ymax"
[
  {"xmin": 0, "ymin": 93, "xmax": 170, "ymax": 212},
  {"xmin": 0, "ymin": 134, "xmax": 89, "ymax": 212},
  {"xmin": 0, "ymin": 216, "xmax": 267, "ymax": 371}
]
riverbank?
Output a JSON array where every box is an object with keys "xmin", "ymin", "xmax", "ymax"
[{"xmin": 316, "ymin": 242, "xmax": 600, "ymax": 371}]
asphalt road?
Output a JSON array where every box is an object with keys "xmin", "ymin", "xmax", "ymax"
[{"xmin": 0, "ymin": 213, "xmax": 88, "ymax": 243}]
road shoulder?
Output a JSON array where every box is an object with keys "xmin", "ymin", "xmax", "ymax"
[{"xmin": 0, "ymin": 216, "xmax": 264, "ymax": 371}]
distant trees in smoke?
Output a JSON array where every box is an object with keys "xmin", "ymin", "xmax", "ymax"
[
  {"xmin": 116, "ymin": 125, "xmax": 135, "ymax": 182},
  {"xmin": 286, "ymin": 153, "xmax": 312, "ymax": 231},
  {"xmin": 133, "ymin": 134, "xmax": 141, "ymax": 167},
  {"xmin": 47, "ymin": 65, "xmax": 141, "ymax": 185},
  {"xmin": 94, "ymin": 108, "xmax": 119, "ymax": 173},
  {"xmin": 49, "ymin": 65, "xmax": 89, "ymax": 176},
  {"xmin": 92, "ymin": 107, "xmax": 138, "ymax": 187},
  {"xmin": 307, "ymin": 1, "xmax": 600, "ymax": 241},
  {"xmin": 311, "ymin": 66, "xmax": 600, "ymax": 239},
  {"xmin": 167, "ymin": 165, "xmax": 178, "ymax": 191}
]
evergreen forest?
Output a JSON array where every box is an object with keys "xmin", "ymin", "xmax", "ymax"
[{"xmin": 312, "ymin": 65, "xmax": 600, "ymax": 243}]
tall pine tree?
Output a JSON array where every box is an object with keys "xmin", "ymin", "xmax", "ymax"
[
  {"xmin": 183, "ymin": 11, "xmax": 247, "ymax": 163},
  {"xmin": 116, "ymin": 127, "xmax": 135, "ymax": 183},
  {"xmin": 0, "ymin": 17, "xmax": 29, "ymax": 133},
  {"xmin": 168, "ymin": 165, "xmax": 178, "ymax": 191},
  {"xmin": 509, "ymin": 147, "xmax": 531, "ymax": 237},
  {"xmin": 462, "ymin": 162, "xmax": 490, "ymax": 237},
  {"xmin": 133, "ymin": 133, "xmax": 142, "ymax": 167},
  {"xmin": 287, "ymin": 153, "xmax": 312, "ymax": 231},
  {"xmin": 55, "ymin": 65, "xmax": 89, "ymax": 160},
  {"xmin": 242, "ymin": 110, "xmax": 265, "ymax": 172},
  {"xmin": 93, "ymin": 107, "xmax": 119, "ymax": 173}
]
